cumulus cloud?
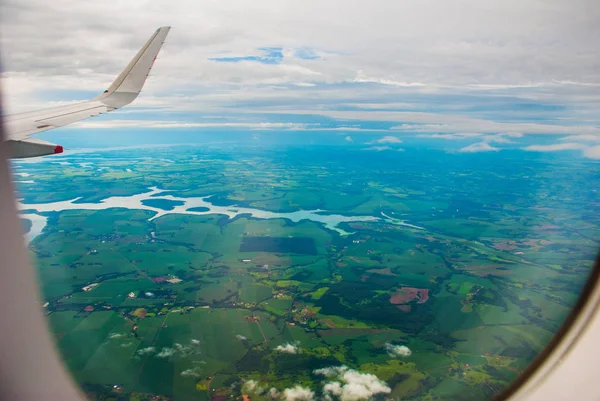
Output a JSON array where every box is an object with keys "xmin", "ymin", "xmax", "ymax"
[
  {"xmin": 109, "ymin": 333, "xmax": 124, "ymax": 339},
  {"xmin": 459, "ymin": 142, "xmax": 500, "ymax": 152},
  {"xmin": 384, "ymin": 343, "xmax": 412, "ymax": 358},
  {"xmin": 181, "ymin": 368, "xmax": 202, "ymax": 378},
  {"xmin": 363, "ymin": 146, "xmax": 392, "ymax": 151},
  {"xmin": 344, "ymin": 136, "xmax": 353, "ymax": 143},
  {"xmin": 323, "ymin": 381, "xmax": 343, "ymax": 399},
  {"xmin": 236, "ymin": 334, "xmax": 248, "ymax": 341},
  {"xmin": 523, "ymin": 143, "xmax": 587, "ymax": 152},
  {"xmin": 583, "ymin": 145, "xmax": 600, "ymax": 159},
  {"xmin": 275, "ymin": 342, "xmax": 299, "ymax": 354},
  {"xmin": 243, "ymin": 380, "xmax": 264, "ymax": 394},
  {"xmin": 119, "ymin": 342, "xmax": 134, "ymax": 348},
  {"xmin": 137, "ymin": 346, "xmax": 156, "ymax": 356},
  {"xmin": 251, "ymin": 366, "xmax": 390, "ymax": 401},
  {"xmin": 155, "ymin": 340, "xmax": 203, "ymax": 359},
  {"xmin": 156, "ymin": 347, "xmax": 176, "ymax": 358},
  {"xmin": 367, "ymin": 135, "xmax": 402, "ymax": 144},
  {"xmin": 374, "ymin": 136, "xmax": 402, "ymax": 144},
  {"xmin": 314, "ymin": 366, "xmax": 350, "ymax": 377},
  {"xmin": 282, "ymin": 386, "xmax": 315, "ymax": 401},
  {"xmin": 315, "ymin": 366, "xmax": 391, "ymax": 401}
]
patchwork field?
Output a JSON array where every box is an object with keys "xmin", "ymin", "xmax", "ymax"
[{"xmin": 17, "ymin": 144, "xmax": 597, "ymax": 400}]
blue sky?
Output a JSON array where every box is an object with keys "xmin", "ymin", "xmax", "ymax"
[{"xmin": 1, "ymin": 0, "xmax": 599, "ymax": 158}]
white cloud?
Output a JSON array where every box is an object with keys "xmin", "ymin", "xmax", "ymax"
[
  {"xmin": 255, "ymin": 366, "xmax": 390, "ymax": 401},
  {"xmin": 137, "ymin": 346, "xmax": 156, "ymax": 355},
  {"xmin": 109, "ymin": 333, "xmax": 124, "ymax": 339},
  {"xmin": 367, "ymin": 135, "xmax": 402, "ymax": 144},
  {"xmin": 156, "ymin": 347, "xmax": 176, "ymax": 358},
  {"xmin": 243, "ymin": 380, "xmax": 264, "ymax": 394},
  {"xmin": 363, "ymin": 146, "xmax": 392, "ymax": 151},
  {"xmin": 353, "ymin": 74, "xmax": 427, "ymax": 87},
  {"xmin": 173, "ymin": 341, "xmax": 203, "ymax": 357},
  {"xmin": 236, "ymin": 334, "xmax": 248, "ymax": 341},
  {"xmin": 315, "ymin": 366, "xmax": 391, "ymax": 401},
  {"xmin": 314, "ymin": 366, "xmax": 349, "ymax": 377},
  {"xmin": 523, "ymin": 142, "xmax": 587, "ymax": 152},
  {"xmin": 155, "ymin": 341, "xmax": 202, "ymax": 358},
  {"xmin": 420, "ymin": 132, "xmax": 521, "ymax": 143},
  {"xmin": 72, "ymin": 120, "xmax": 311, "ymax": 130},
  {"xmin": 323, "ymin": 381, "xmax": 343, "ymax": 398},
  {"xmin": 2, "ymin": 0, "xmax": 600, "ymax": 137},
  {"xmin": 459, "ymin": 142, "xmax": 500, "ymax": 152},
  {"xmin": 282, "ymin": 386, "xmax": 315, "ymax": 401},
  {"xmin": 268, "ymin": 109, "xmax": 600, "ymax": 136},
  {"xmin": 181, "ymin": 368, "xmax": 201, "ymax": 378},
  {"xmin": 559, "ymin": 134, "xmax": 600, "ymax": 142},
  {"xmin": 275, "ymin": 342, "xmax": 299, "ymax": 354},
  {"xmin": 583, "ymin": 145, "xmax": 600, "ymax": 159},
  {"xmin": 485, "ymin": 134, "xmax": 514, "ymax": 144},
  {"xmin": 419, "ymin": 133, "xmax": 483, "ymax": 140},
  {"xmin": 384, "ymin": 343, "xmax": 412, "ymax": 358},
  {"xmin": 344, "ymin": 135, "xmax": 353, "ymax": 143},
  {"xmin": 119, "ymin": 342, "xmax": 134, "ymax": 348}
]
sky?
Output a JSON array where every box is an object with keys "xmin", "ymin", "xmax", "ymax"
[{"xmin": 1, "ymin": 0, "xmax": 600, "ymax": 156}]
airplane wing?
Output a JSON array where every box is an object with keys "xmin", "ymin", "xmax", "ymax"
[{"xmin": 3, "ymin": 26, "xmax": 170, "ymax": 158}]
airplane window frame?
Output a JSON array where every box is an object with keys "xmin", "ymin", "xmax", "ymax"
[{"xmin": 502, "ymin": 253, "xmax": 600, "ymax": 400}]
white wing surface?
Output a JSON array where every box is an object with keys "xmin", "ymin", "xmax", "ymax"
[{"xmin": 3, "ymin": 26, "xmax": 170, "ymax": 158}]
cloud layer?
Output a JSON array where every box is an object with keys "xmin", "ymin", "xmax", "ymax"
[
  {"xmin": 523, "ymin": 143, "xmax": 588, "ymax": 152},
  {"xmin": 1, "ymin": 0, "xmax": 599, "ymax": 139}
]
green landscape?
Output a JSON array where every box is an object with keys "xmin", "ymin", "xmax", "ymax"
[{"xmin": 14, "ymin": 143, "xmax": 599, "ymax": 400}]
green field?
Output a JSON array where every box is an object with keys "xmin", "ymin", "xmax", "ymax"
[{"xmin": 19, "ymin": 145, "xmax": 597, "ymax": 400}]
